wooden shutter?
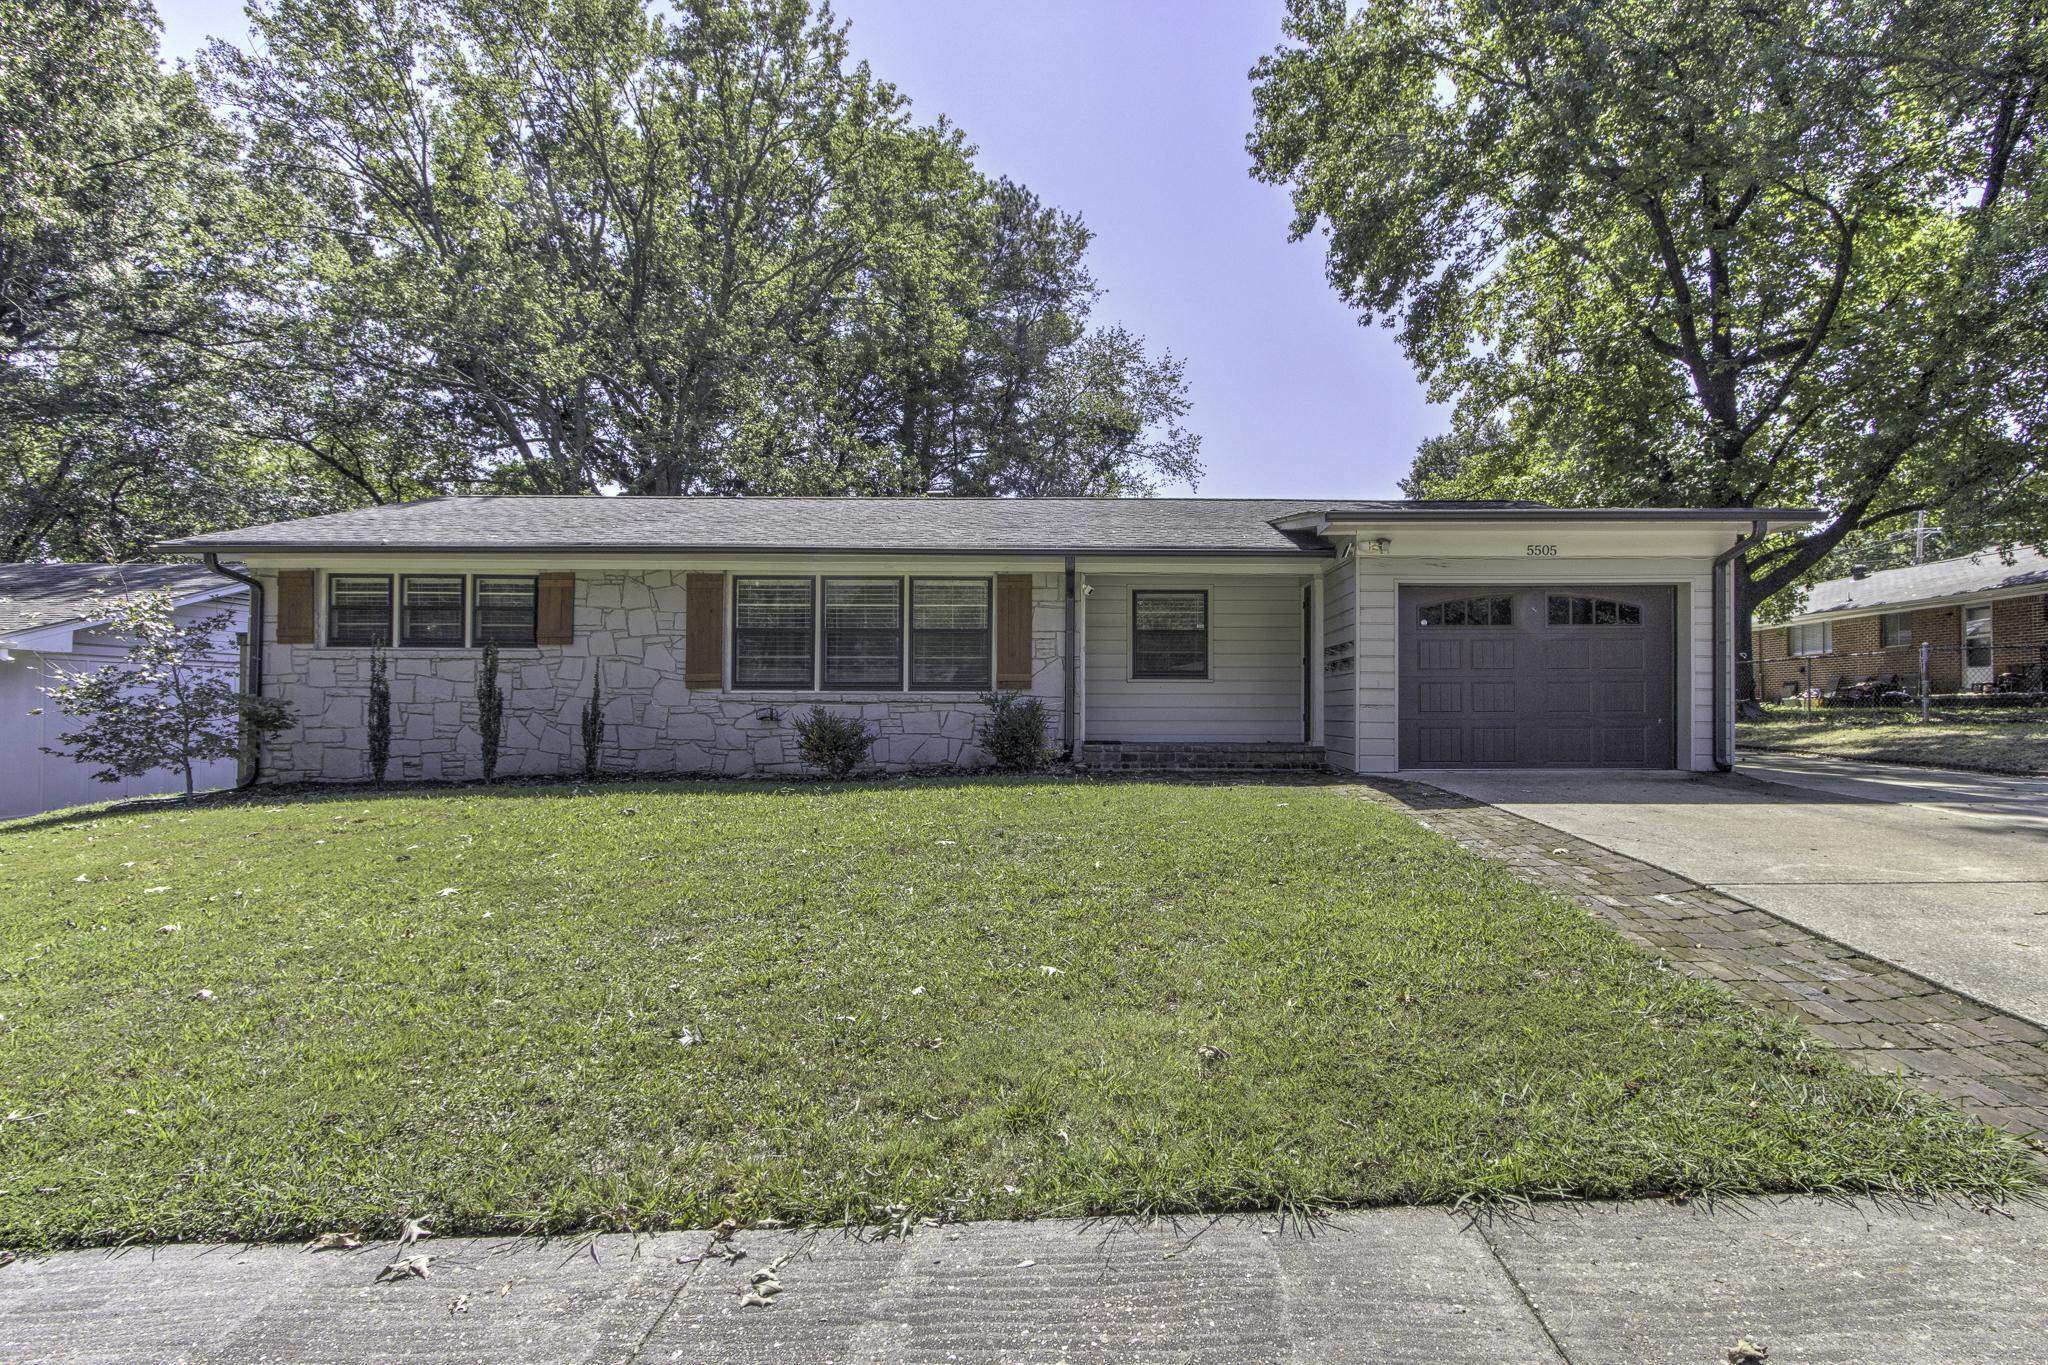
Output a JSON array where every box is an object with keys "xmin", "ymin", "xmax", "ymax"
[
  {"xmin": 536, "ymin": 572, "xmax": 576, "ymax": 645},
  {"xmin": 275, "ymin": 569, "xmax": 315, "ymax": 644},
  {"xmin": 995, "ymin": 573, "xmax": 1034, "ymax": 689},
  {"xmin": 685, "ymin": 572, "xmax": 726, "ymax": 689}
]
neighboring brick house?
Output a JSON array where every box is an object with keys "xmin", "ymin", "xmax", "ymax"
[{"xmin": 1753, "ymin": 547, "xmax": 2048, "ymax": 699}]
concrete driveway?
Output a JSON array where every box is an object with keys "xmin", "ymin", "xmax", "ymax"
[{"xmin": 1413, "ymin": 755, "xmax": 2048, "ymax": 1027}]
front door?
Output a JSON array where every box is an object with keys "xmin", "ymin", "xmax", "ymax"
[{"xmin": 1963, "ymin": 605, "xmax": 1994, "ymax": 689}]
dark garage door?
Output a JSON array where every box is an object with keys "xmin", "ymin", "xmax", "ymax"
[{"xmin": 1397, "ymin": 585, "xmax": 1677, "ymax": 768}]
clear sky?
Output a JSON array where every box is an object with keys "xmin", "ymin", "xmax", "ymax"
[{"xmin": 152, "ymin": 0, "xmax": 1446, "ymax": 497}]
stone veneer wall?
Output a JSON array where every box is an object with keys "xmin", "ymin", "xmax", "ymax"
[{"xmin": 257, "ymin": 569, "xmax": 1068, "ymax": 783}]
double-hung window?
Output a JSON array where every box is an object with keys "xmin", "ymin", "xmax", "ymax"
[
  {"xmin": 1131, "ymin": 590, "xmax": 1209, "ymax": 680},
  {"xmin": 733, "ymin": 577, "xmax": 817, "ymax": 689},
  {"xmin": 473, "ymin": 576, "xmax": 537, "ymax": 647},
  {"xmin": 908, "ymin": 579, "xmax": 992, "ymax": 690},
  {"xmin": 731, "ymin": 575, "xmax": 992, "ymax": 691},
  {"xmin": 1879, "ymin": 612, "xmax": 1912, "ymax": 647},
  {"xmin": 400, "ymin": 575, "xmax": 466, "ymax": 647},
  {"xmin": 823, "ymin": 578, "xmax": 903, "ymax": 689},
  {"xmin": 327, "ymin": 574, "xmax": 393, "ymax": 647},
  {"xmin": 1787, "ymin": 621, "xmax": 1832, "ymax": 657}
]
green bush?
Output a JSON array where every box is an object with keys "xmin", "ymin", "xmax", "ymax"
[
  {"xmin": 476, "ymin": 643, "xmax": 506, "ymax": 782},
  {"xmin": 792, "ymin": 706, "xmax": 875, "ymax": 778},
  {"xmin": 979, "ymin": 689, "xmax": 1051, "ymax": 771},
  {"xmin": 367, "ymin": 650, "xmax": 391, "ymax": 783},
  {"xmin": 580, "ymin": 672, "xmax": 604, "ymax": 781}
]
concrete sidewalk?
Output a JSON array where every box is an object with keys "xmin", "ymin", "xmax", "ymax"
[{"xmin": 4, "ymin": 1197, "xmax": 2045, "ymax": 1363}]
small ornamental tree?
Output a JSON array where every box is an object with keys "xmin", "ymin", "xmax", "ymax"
[
  {"xmin": 579, "ymin": 671, "xmax": 603, "ymax": 781},
  {"xmin": 40, "ymin": 591, "xmax": 288, "ymax": 798},
  {"xmin": 367, "ymin": 649, "xmax": 391, "ymax": 783},
  {"xmin": 476, "ymin": 642, "xmax": 506, "ymax": 781}
]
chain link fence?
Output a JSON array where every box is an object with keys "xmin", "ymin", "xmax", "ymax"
[{"xmin": 1751, "ymin": 640, "xmax": 2048, "ymax": 716}]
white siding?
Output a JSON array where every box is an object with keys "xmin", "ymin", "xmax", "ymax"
[
  {"xmin": 1345, "ymin": 556, "xmax": 1714, "ymax": 774},
  {"xmin": 1, "ymin": 598, "xmax": 246, "ymax": 820},
  {"xmin": 1320, "ymin": 558, "xmax": 1358, "ymax": 768},
  {"xmin": 1083, "ymin": 574, "xmax": 1309, "ymax": 742}
]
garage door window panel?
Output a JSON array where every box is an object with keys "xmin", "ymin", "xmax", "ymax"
[
  {"xmin": 1418, "ymin": 595, "xmax": 1512, "ymax": 627},
  {"xmin": 1548, "ymin": 595, "xmax": 1641, "ymax": 626}
]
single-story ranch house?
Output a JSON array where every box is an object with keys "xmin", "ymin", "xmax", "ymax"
[
  {"xmin": 160, "ymin": 497, "xmax": 1811, "ymax": 780},
  {"xmin": 1753, "ymin": 546, "xmax": 2048, "ymax": 699}
]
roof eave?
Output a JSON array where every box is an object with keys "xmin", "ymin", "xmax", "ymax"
[{"xmin": 157, "ymin": 541, "xmax": 1335, "ymax": 558}]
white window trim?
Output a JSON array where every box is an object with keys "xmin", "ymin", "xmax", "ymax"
[{"xmin": 1128, "ymin": 586, "xmax": 1213, "ymax": 683}]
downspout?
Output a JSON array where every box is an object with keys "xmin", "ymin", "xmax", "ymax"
[
  {"xmin": 1062, "ymin": 555, "xmax": 1077, "ymax": 759},
  {"xmin": 1710, "ymin": 520, "xmax": 1768, "ymax": 772},
  {"xmin": 203, "ymin": 553, "xmax": 265, "ymax": 790}
]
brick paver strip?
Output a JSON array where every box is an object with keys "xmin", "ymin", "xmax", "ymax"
[{"xmin": 1345, "ymin": 778, "xmax": 2048, "ymax": 1147}]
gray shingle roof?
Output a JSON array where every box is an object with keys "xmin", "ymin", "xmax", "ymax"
[
  {"xmin": 154, "ymin": 494, "xmax": 1790, "ymax": 557},
  {"xmin": 1797, "ymin": 546, "xmax": 2048, "ymax": 618},
  {"xmin": 0, "ymin": 562, "xmax": 240, "ymax": 640}
]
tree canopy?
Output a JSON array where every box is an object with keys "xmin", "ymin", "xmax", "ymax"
[
  {"xmin": 0, "ymin": 0, "xmax": 1199, "ymax": 561},
  {"xmin": 0, "ymin": 0, "xmax": 333, "ymax": 560},
  {"xmin": 1249, "ymin": 0, "xmax": 2046, "ymax": 626},
  {"xmin": 204, "ymin": 0, "xmax": 1197, "ymax": 504}
]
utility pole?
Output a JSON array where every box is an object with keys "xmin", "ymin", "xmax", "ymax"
[{"xmin": 1912, "ymin": 512, "xmax": 1931, "ymax": 564}]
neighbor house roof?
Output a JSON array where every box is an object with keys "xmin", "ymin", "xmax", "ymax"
[
  {"xmin": 1790, "ymin": 546, "xmax": 2048, "ymax": 621},
  {"xmin": 0, "ymin": 562, "xmax": 242, "ymax": 642},
  {"xmin": 156, "ymin": 495, "xmax": 1814, "ymax": 557}
]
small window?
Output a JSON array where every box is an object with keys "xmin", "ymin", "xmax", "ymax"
[
  {"xmin": 1131, "ymin": 589, "xmax": 1210, "ymax": 679},
  {"xmin": 1880, "ymin": 612, "xmax": 1912, "ymax": 647},
  {"xmin": 733, "ymin": 577, "xmax": 815, "ymax": 689},
  {"xmin": 400, "ymin": 575, "xmax": 465, "ymax": 648},
  {"xmin": 472, "ymin": 576, "xmax": 537, "ymax": 647},
  {"xmin": 1419, "ymin": 595, "xmax": 1512, "ymax": 627},
  {"xmin": 909, "ymin": 578, "xmax": 992, "ymax": 690},
  {"xmin": 1546, "ymin": 595, "xmax": 1642, "ymax": 627},
  {"xmin": 822, "ymin": 578, "xmax": 903, "ymax": 689},
  {"xmin": 1787, "ymin": 621, "xmax": 1833, "ymax": 656},
  {"xmin": 326, "ymin": 574, "xmax": 392, "ymax": 647}
]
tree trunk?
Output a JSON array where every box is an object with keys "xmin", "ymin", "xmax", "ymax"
[{"xmin": 1733, "ymin": 560, "xmax": 1766, "ymax": 714}]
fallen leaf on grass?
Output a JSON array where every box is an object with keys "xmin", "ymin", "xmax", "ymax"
[
  {"xmin": 377, "ymin": 1255, "xmax": 432, "ymax": 1282},
  {"xmin": 158, "ymin": 923, "xmax": 181, "ymax": 934},
  {"xmin": 0, "ymin": 1250, "xmax": 16, "ymax": 1268},
  {"xmin": 144, "ymin": 887, "xmax": 168, "ymax": 895},
  {"xmin": 398, "ymin": 1216, "xmax": 433, "ymax": 1247}
]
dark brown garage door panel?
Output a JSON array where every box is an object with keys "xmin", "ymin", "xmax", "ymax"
[{"xmin": 1398, "ymin": 585, "xmax": 1677, "ymax": 769}]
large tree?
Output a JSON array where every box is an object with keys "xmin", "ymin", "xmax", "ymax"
[
  {"xmin": 209, "ymin": 0, "xmax": 1198, "ymax": 499},
  {"xmin": 0, "ymin": 0, "xmax": 329, "ymax": 559},
  {"xmin": 1249, "ymin": 0, "xmax": 2046, "ymax": 680}
]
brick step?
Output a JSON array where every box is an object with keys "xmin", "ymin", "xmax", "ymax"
[{"xmin": 1079, "ymin": 741, "xmax": 1327, "ymax": 773}]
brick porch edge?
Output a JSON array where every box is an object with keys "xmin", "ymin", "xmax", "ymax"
[{"xmin": 1345, "ymin": 778, "xmax": 2048, "ymax": 1146}]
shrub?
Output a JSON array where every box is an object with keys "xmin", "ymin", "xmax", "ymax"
[
  {"xmin": 792, "ymin": 706, "xmax": 875, "ymax": 778},
  {"xmin": 367, "ymin": 650, "xmax": 391, "ymax": 783},
  {"xmin": 476, "ymin": 643, "xmax": 506, "ymax": 782},
  {"xmin": 978, "ymin": 689, "xmax": 1051, "ymax": 771},
  {"xmin": 580, "ymin": 672, "xmax": 604, "ymax": 781}
]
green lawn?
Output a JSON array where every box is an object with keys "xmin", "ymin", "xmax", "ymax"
[
  {"xmin": 0, "ymin": 778, "xmax": 2031, "ymax": 1251},
  {"xmin": 1741, "ymin": 706, "xmax": 2048, "ymax": 774}
]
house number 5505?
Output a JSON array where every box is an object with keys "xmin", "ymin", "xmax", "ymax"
[{"xmin": 1525, "ymin": 544, "xmax": 1559, "ymax": 556}]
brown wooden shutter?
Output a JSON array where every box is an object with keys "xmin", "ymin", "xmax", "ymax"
[
  {"xmin": 535, "ymin": 572, "xmax": 576, "ymax": 645},
  {"xmin": 995, "ymin": 573, "xmax": 1034, "ymax": 689},
  {"xmin": 685, "ymin": 572, "xmax": 726, "ymax": 689},
  {"xmin": 275, "ymin": 569, "xmax": 315, "ymax": 644}
]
